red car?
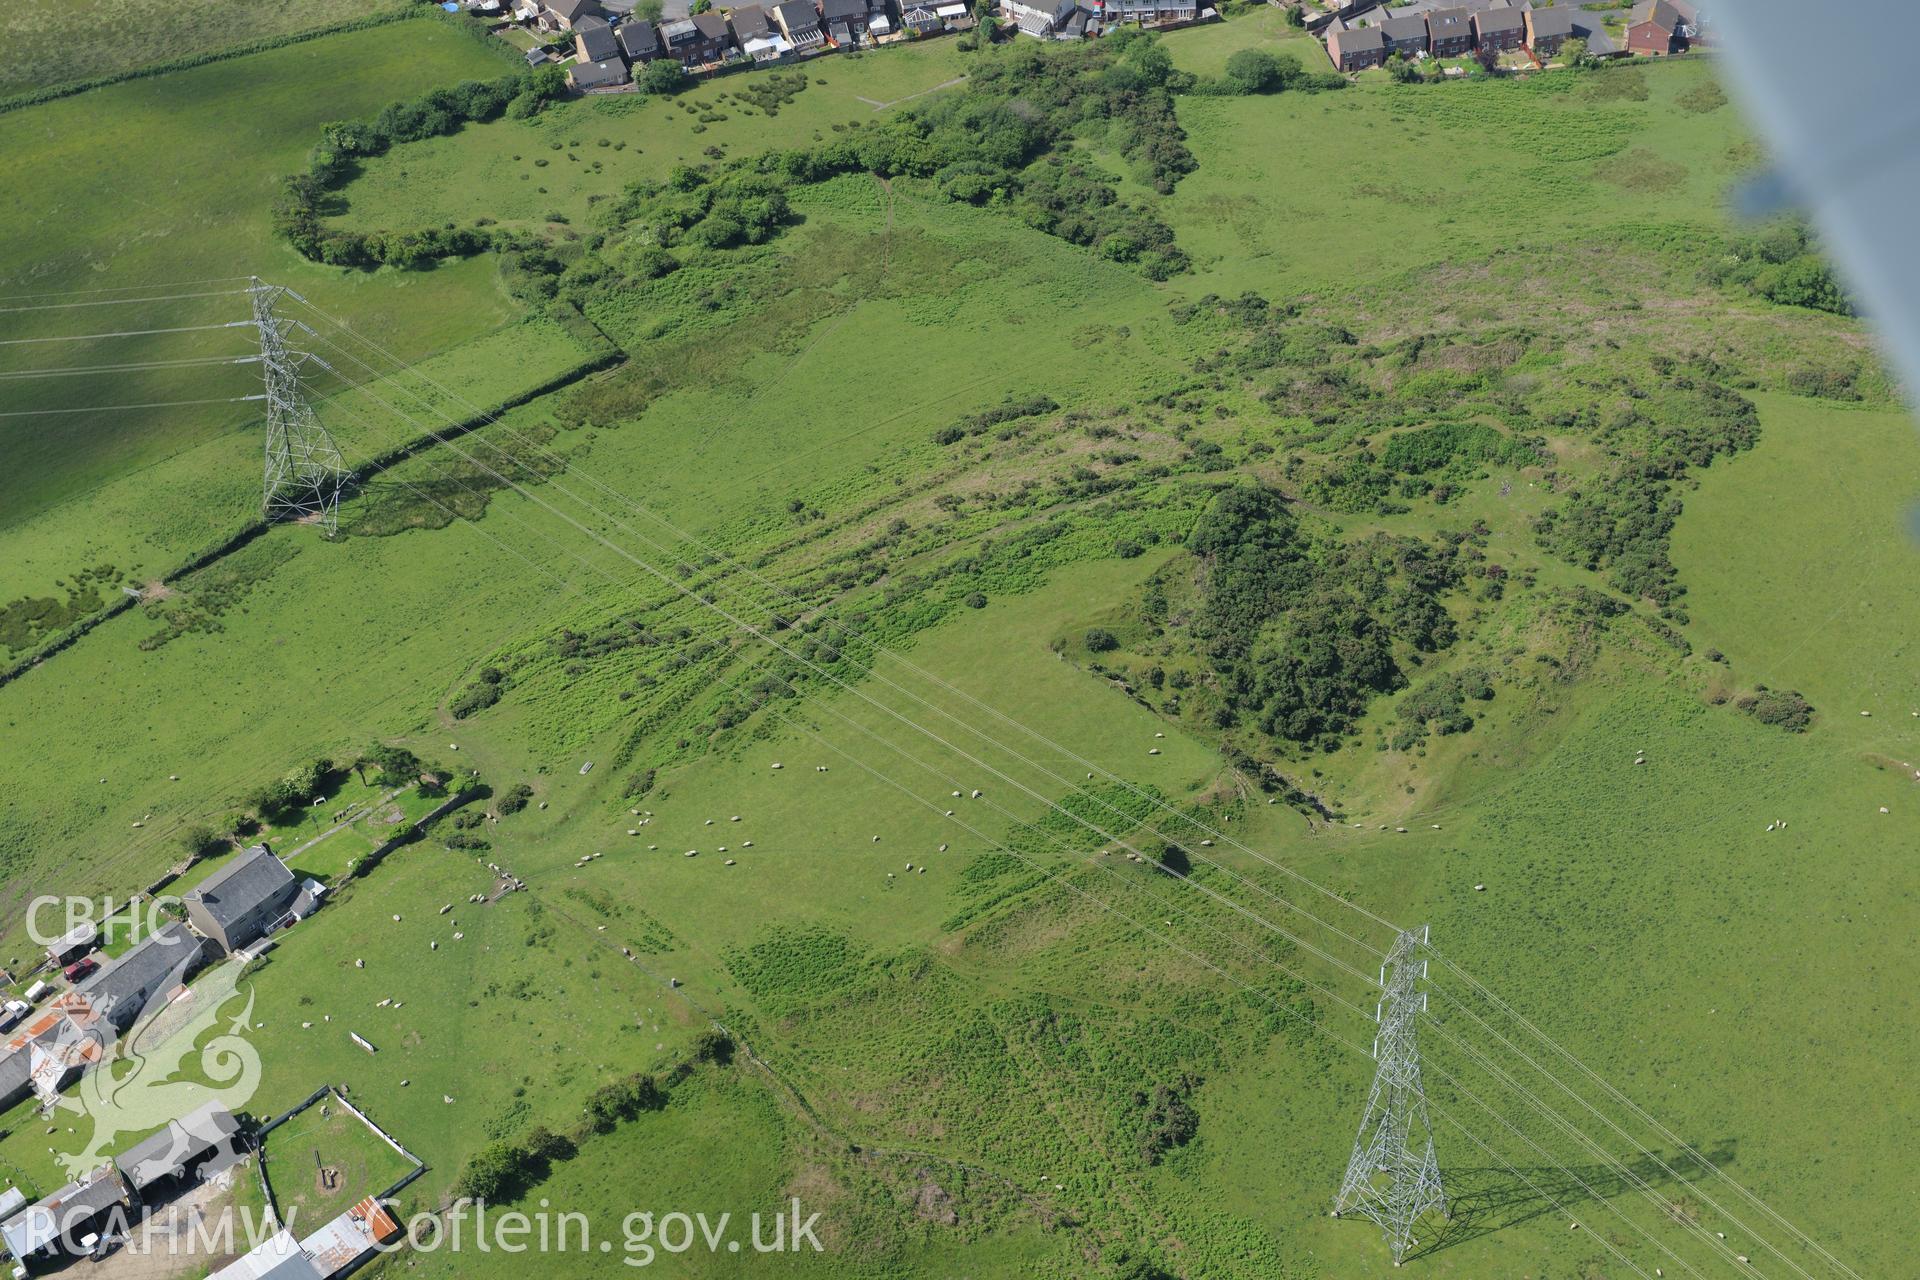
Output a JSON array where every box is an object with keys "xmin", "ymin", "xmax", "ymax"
[{"xmin": 62, "ymin": 956, "xmax": 98, "ymax": 982}]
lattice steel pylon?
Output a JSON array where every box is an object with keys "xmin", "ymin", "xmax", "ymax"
[
  {"xmin": 251, "ymin": 278, "xmax": 344, "ymax": 537},
  {"xmin": 1333, "ymin": 924, "xmax": 1448, "ymax": 1266}
]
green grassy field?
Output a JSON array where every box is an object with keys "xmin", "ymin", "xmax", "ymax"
[
  {"xmin": 0, "ymin": 0, "xmax": 403, "ymax": 100},
  {"xmin": 0, "ymin": 16, "xmax": 1914, "ymax": 1280},
  {"xmin": 264, "ymin": 1095, "xmax": 419, "ymax": 1226},
  {"xmin": 328, "ymin": 38, "xmax": 973, "ymax": 233},
  {"xmin": 0, "ymin": 15, "xmax": 527, "ymax": 610}
]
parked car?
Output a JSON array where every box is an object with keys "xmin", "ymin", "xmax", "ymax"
[{"xmin": 62, "ymin": 956, "xmax": 98, "ymax": 982}]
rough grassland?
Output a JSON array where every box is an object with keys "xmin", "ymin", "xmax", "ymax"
[
  {"xmin": 0, "ymin": 18, "xmax": 517, "ymax": 569},
  {"xmin": 0, "ymin": 0, "xmax": 400, "ymax": 99},
  {"xmin": 1165, "ymin": 58, "xmax": 1747, "ymax": 297},
  {"xmin": 1, "ymin": 18, "xmax": 1916, "ymax": 1278},
  {"xmin": 329, "ymin": 38, "xmax": 971, "ymax": 232}
]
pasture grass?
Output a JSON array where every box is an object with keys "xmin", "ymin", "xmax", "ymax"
[
  {"xmin": 263, "ymin": 1095, "xmax": 418, "ymax": 1227},
  {"xmin": 0, "ymin": 19, "xmax": 522, "ymax": 591},
  {"xmin": 0, "ymin": 0, "xmax": 402, "ymax": 100},
  {"xmin": 0, "ymin": 20, "xmax": 1916, "ymax": 1279},
  {"xmin": 328, "ymin": 38, "xmax": 972, "ymax": 233},
  {"xmin": 1162, "ymin": 58, "xmax": 1748, "ymax": 298}
]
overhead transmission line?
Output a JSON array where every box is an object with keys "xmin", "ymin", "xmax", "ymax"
[
  {"xmin": 0, "ymin": 355, "xmax": 260, "ymax": 381},
  {"xmin": 0, "ymin": 395, "xmax": 263, "ymax": 418},
  {"xmin": 278, "ymin": 312, "xmax": 1813, "ymax": 1277},
  {"xmin": 275, "ymin": 321, "xmax": 1708, "ymax": 1276},
  {"xmin": 281, "ymin": 301, "xmax": 1842, "ymax": 1275},
  {"xmin": 297, "ymin": 315, "xmax": 1856, "ymax": 1280},
  {"xmin": 284, "ymin": 301, "xmax": 1843, "ymax": 1274},
  {"xmin": 0, "ymin": 320, "xmax": 255, "ymax": 347},
  {"xmin": 0, "ymin": 288, "xmax": 253, "ymax": 315}
]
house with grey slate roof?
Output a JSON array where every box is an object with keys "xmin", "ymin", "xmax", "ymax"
[{"xmin": 182, "ymin": 845, "xmax": 300, "ymax": 956}]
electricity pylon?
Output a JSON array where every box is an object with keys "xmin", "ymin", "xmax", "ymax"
[
  {"xmin": 1334, "ymin": 925, "xmax": 1448, "ymax": 1266},
  {"xmin": 251, "ymin": 279, "xmax": 344, "ymax": 537}
]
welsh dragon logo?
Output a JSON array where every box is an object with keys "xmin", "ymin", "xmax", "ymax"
[{"xmin": 53, "ymin": 952, "xmax": 262, "ymax": 1181}]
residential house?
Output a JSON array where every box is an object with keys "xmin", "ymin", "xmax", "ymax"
[
  {"xmin": 1425, "ymin": 6, "xmax": 1473, "ymax": 55},
  {"xmin": 866, "ymin": 0, "xmax": 894, "ymax": 39},
  {"xmin": 541, "ymin": 0, "xmax": 602, "ymax": 29},
  {"xmin": 76, "ymin": 923, "xmax": 206, "ymax": 1033},
  {"xmin": 772, "ymin": 0, "xmax": 826, "ymax": 48},
  {"xmin": 618, "ymin": 17, "xmax": 663, "ymax": 62},
  {"xmin": 662, "ymin": 11, "xmax": 734, "ymax": 64},
  {"xmin": 1472, "ymin": 5, "xmax": 1524, "ymax": 51},
  {"xmin": 570, "ymin": 57, "xmax": 630, "ymax": 88},
  {"xmin": 693, "ymin": 10, "xmax": 738, "ymax": 59},
  {"xmin": 730, "ymin": 4, "xmax": 793, "ymax": 59},
  {"xmin": 114, "ymin": 1101, "xmax": 242, "ymax": 1199},
  {"xmin": 182, "ymin": 845, "xmax": 301, "ymax": 956},
  {"xmin": 1103, "ymin": 0, "xmax": 1199, "ymax": 28},
  {"xmin": 1001, "ymin": 0, "xmax": 1076, "ymax": 37},
  {"xmin": 573, "ymin": 12, "xmax": 624, "ymax": 61},
  {"xmin": 1523, "ymin": 5, "xmax": 1573, "ymax": 54},
  {"xmin": 0, "ymin": 1165, "xmax": 132, "ymax": 1272},
  {"xmin": 1378, "ymin": 11, "xmax": 1429, "ymax": 55},
  {"xmin": 1624, "ymin": 0, "xmax": 1680, "ymax": 54},
  {"xmin": 29, "ymin": 1031, "xmax": 102, "ymax": 1103},
  {"xmin": 1327, "ymin": 24, "xmax": 1386, "ymax": 71},
  {"xmin": 897, "ymin": 0, "xmax": 943, "ymax": 34},
  {"xmin": 0, "ymin": 1046, "xmax": 29, "ymax": 1111},
  {"xmin": 0, "ymin": 994, "xmax": 101, "ymax": 1111},
  {"xmin": 821, "ymin": 0, "xmax": 868, "ymax": 43}
]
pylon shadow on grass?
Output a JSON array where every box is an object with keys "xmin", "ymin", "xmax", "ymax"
[{"xmin": 1401, "ymin": 1139, "xmax": 1738, "ymax": 1263}]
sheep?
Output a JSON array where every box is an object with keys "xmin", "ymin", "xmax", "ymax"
[{"xmin": 1474, "ymin": 884, "xmax": 1486, "ymax": 892}]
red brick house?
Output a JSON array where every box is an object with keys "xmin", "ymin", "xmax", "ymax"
[
  {"xmin": 1379, "ymin": 12, "xmax": 1430, "ymax": 57},
  {"xmin": 1524, "ymin": 6, "xmax": 1575, "ymax": 56},
  {"xmin": 1473, "ymin": 6, "xmax": 1525, "ymax": 53},
  {"xmin": 1425, "ymin": 6, "xmax": 1473, "ymax": 57},
  {"xmin": 1327, "ymin": 24, "xmax": 1387, "ymax": 71},
  {"xmin": 1625, "ymin": 0, "xmax": 1682, "ymax": 54}
]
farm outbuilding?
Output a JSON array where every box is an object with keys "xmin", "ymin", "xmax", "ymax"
[
  {"xmin": 207, "ymin": 1228, "xmax": 325, "ymax": 1280},
  {"xmin": 0, "ymin": 1164, "xmax": 132, "ymax": 1270},
  {"xmin": 114, "ymin": 1099, "xmax": 243, "ymax": 1196}
]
